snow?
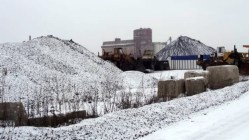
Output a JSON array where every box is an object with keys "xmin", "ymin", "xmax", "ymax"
[
  {"xmin": 1, "ymin": 36, "xmax": 249, "ymax": 139},
  {"xmin": 156, "ymin": 36, "xmax": 216, "ymax": 60},
  {"xmin": 148, "ymin": 70, "xmax": 201, "ymax": 80},
  {"xmin": 186, "ymin": 76, "xmax": 205, "ymax": 80},
  {"xmin": 0, "ymin": 35, "xmax": 124, "ymax": 116},
  {"xmin": 140, "ymin": 87, "xmax": 249, "ymax": 140},
  {"xmin": 0, "ymin": 35, "xmax": 181, "ymax": 118},
  {"xmin": 0, "ymin": 36, "xmax": 186, "ymax": 117},
  {"xmin": 1, "ymin": 77, "xmax": 249, "ymax": 139},
  {"xmin": 0, "ymin": 34, "xmax": 193, "ymax": 116},
  {"xmin": 120, "ymin": 71, "xmax": 157, "ymax": 88}
]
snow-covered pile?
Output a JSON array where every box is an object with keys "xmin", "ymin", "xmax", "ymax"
[
  {"xmin": 1, "ymin": 80, "xmax": 249, "ymax": 140},
  {"xmin": 156, "ymin": 36, "xmax": 216, "ymax": 60},
  {"xmin": 0, "ymin": 35, "xmax": 122, "ymax": 114},
  {"xmin": 0, "ymin": 36, "xmax": 161, "ymax": 116}
]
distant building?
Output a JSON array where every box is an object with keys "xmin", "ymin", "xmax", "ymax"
[
  {"xmin": 133, "ymin": 28, "xmax": 153, "ymax": 58},
  {"xmin": 101, "ymin": 28, "xmax": 166, "ymax": 59},
  {"xmin": 102, "ymin": 38, "xmax": 135, "ymax": 57},
  {"xmin": 153, "ymin": 42, "xmax": 167, "ymax": 55}
]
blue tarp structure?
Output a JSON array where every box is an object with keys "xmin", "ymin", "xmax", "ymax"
[{"xmin": 171, "ymin": 55, "xmax": 210, "ymax": 60}]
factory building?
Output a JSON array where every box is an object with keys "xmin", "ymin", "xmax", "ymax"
[{"xmin": 101, "ymin": 28, "xmax": 166, "ymax": 59}]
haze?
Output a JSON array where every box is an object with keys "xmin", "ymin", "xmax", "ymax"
[{"xmin": 1, "ymin": 0, "xmax": 249, "ymax": 54}]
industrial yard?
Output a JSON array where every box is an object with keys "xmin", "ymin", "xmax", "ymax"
[
  {"xmin": 1, "ymin": 0, "xmax": 249, "ymax": 139},
  {"xmin": 0, "ymin": 35, "xmax": 249, "ymax": 139}
]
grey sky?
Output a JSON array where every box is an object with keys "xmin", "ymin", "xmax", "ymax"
[{"xmin": 1, "ymin": 0, "xmax": 249, "ymax": 54}]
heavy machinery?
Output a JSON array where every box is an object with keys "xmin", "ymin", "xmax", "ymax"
[
  {"xmin": 101, "ymin": 48, "xmax": 169, "ymax": 72},
  {"xmin": 100, "ymin": 28, "xmax": 170, "ymax": 72},
  {"xmin": 197, "ymin": 45, "xmax": 249, "ymax": 75}
]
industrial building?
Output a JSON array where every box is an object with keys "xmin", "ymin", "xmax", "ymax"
[
  {"xmin": 101, "ymin": 28, "xmax": 216, "ymax": 71},
  {"xmin": 101, "ymin": 28, "xmax": 166, "ymax": 59}
]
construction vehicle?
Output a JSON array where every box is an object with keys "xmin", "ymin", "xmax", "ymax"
[
  {"xmin": 197, "ymin": 45, "xmax": 249, "ymax": 75},
  {"xmin": 101, "ymin": 48, "xmax": 169, "ymax": 72}
]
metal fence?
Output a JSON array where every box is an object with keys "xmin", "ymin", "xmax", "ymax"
[{"xmin": 169, "ymin": 55, "xmax": 210, "ymax": 70}]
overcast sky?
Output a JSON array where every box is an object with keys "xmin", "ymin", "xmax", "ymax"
[{"xmin": 1, "ymin": 0, "xmax": 249, "ymax": 54}]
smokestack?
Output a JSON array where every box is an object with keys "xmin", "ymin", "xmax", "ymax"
[{"xmin": 29, "ymin": 35, "xmax": 31, "ymax": 41}]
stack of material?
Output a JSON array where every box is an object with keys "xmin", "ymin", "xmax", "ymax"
[
  {"xmin": 158, "ymin": 79, "xmax": 185, "ymax": 99},
  {"xmin": 207, "ymin": 65, "xmax": 239, "ymax": 89},
  {"xmin": 185, "ymin": 77, "xmax": 206, "ymax": 96},
  {"xmin": 158, "ymin": 65, "xmax": 240, "ymax": 99},
  {"xmin": 156, "ymin": 36, "xmax": 215, "ymax": 61}
]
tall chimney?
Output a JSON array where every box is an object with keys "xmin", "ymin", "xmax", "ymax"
[{"xmin": 29, "ymin": 35, "xmax": 31, "ymax": 41}]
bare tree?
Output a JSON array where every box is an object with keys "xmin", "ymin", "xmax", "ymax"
[
  {"xmin": 88, "ymin": 82, "xmax": 99, "ymax": 117},
  {"xmin": 102, "ymin": 74, "xmax": 120, "ymax": 114}
]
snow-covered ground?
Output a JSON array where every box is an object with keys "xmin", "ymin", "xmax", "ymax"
[
  {"xmin": 1, "ymin": 78, "xmax": 249, "ymax": 139},
  {"xmin": 1, "ymin": 36, "xmax": 249, "ymax": 139},
  {"xmin": 0, "ymin": 35, "xmax": 195, "ymax": 116},
  {"xmin": 140, "ymin": 88, "xmax": 249, "ymax": 140}
]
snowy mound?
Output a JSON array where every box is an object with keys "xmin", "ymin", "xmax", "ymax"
[
  {"xmin": 156, "ymin": 36, "xmax": 216, "ymax": 60},
  {"xmin": 120, "ymin": 71, "xmax": 157, "ymax": 89},
  {"xmin": 0, "ymin": 35, "xmax": 121, "ymax": 110}
]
